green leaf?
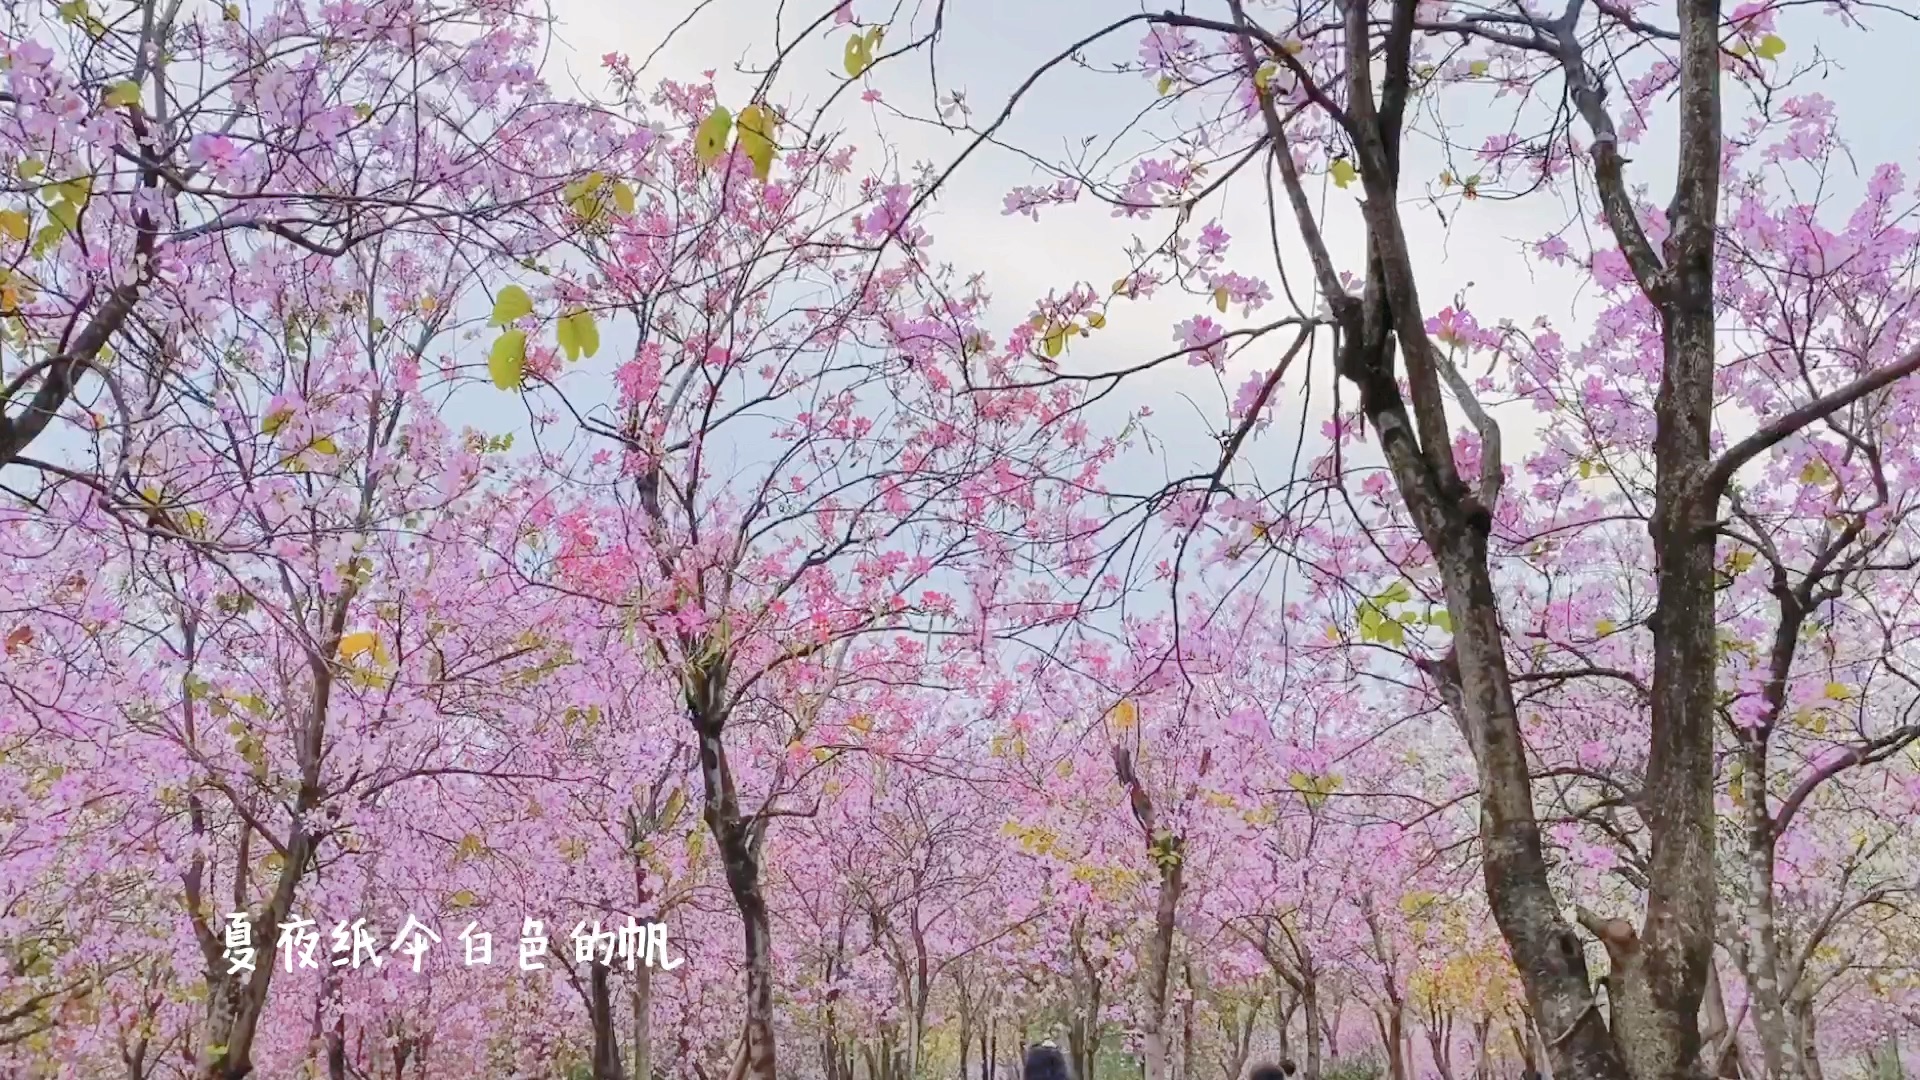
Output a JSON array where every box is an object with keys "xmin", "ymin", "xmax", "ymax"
[
  {"xmin": 1468, "ymin": 60, "xmax": 1489, "ymax": 77},
  {"xmin": 611, "ymin": 180, "xmax": 635, "ymax": 215},
  {"xmin": 17, "ymin": 157, "xmax": 44, "ymax": 181},
  {"xmin": 556, "ymin": 310, "xmax": 599, "ymax": 362},
  {"xmin": 1755, "ymin": 34, "xmax": 1786, "ymax": 60},
  {"xmin": 489, "ymin": 285, "xmax": 532, "ymax": 327},
  {"xmin": 51, "ymin": 177, "xmax": 91, "ymax": 205},
  {"xmin": 694, "ymin": 106, "xmax": 733, "ymax": 167},
  {"xmin": 104, "ymin": 80, "xmax": 141, "ymax": 108},
  {"xmin": 1429, "ymin": 609, "xmax": 1452, "ymax": 634},
  {"xmin": 46, "ymin": 199, "xmax": 78, "ymax": 234},
  {"xmin": 489, "ymin": 330, "xmax": 527, "ymax": 390},
  {"xmin": 1329, "ymin": 159, "xmax": 1358, "ymax": 189}
]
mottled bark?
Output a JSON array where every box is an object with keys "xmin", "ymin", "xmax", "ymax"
[
  {"xmin": 1114, "ymin": 746, "xmax": 1183, "ymax": 1080},
  {"xmin": 689, "ymin": 652, "xmax": 777, "ymax": 1080}
]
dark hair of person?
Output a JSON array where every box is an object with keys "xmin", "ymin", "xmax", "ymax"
[
  {"xmin": 1250, "ymin": 1065, "xmax": 1289, "ymax": 1080},
  {"xmin": 1023, "ymin": 1043, "xmax": 1069, "ymax": 1080}
]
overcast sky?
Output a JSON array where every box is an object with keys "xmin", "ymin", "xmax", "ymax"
[{"xmin": 521, "ymin": 0, "xmax": 1916, "ymax": 486}]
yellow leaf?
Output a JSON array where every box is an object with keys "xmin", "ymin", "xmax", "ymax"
[
  {"xmin": 489, "ymin": 285, "xmax": 532, "ymax": 327},
  {"xmin": 1468, "ymin": 60, "xmax": 1489, "ymax": 77},
  {"xmin": 1111, "ymin": 699, "xmax": 1138, "ymax": 731},
  {"xmin": 1755, "ymin": 34, "xmax": 1786, "ymax": 60},
  {"xmin": 17, "ymin": 158, "xmax": 44, "ymax": 180},
  {"xmin": 1824, "ymin": 681, "xmax": 1851, "ymax": 701},
  {"xmin": 1595, "ymin": 619, "xmax": 1616, "ymax": 636},
  {"xmin": 735, "ymin": 103, "xmax": 778, "ymax": 182},
  {"xmin": 694, "ymin": 106, "xmax": 733, "ymax": 167},
  {"xmin": 338, "ymin": 631, "xmax": 376, "ymax": 660},
  {"xmin": 104, "ymin": 80, "xmax": 140, "ymax": 108},
  {"xmin": 0, "ymin": 209, "xmax": 28, "ymax": 242},
  {"xmin": 844, "ymin": 34, "xmax": 873, "ymax": 78},
  {"xmin": 261, "ymin": 409, "xmax": 290, "ymax": 435},
  {"xmin": 450, "ymin": 889, "xmax": 478, "ymax": 908},
  {"xmin": 1042, "ymin": 326, "xmax": 1066, "ymax": 359},
  {"xmin": 1086, "ymin": 312, "xmax": 1106, "ymax": 330},
  {"xmin": 1253, "ymin": 63, "xmax": 1278, "ymax": 94},
  {"xmin": 310, "ymin": 436, "xmax": 338, "ymax": 456},
  {"xmin": 1330, "ymin": 159, "xmax": 1358, "ymax": 189},
  {"xmin": 611, "ymin": 180, "xmax": 635, "ymax": 215},
  {"xmin": 489, "ymin": 329, "xmax": 526, "ymax": 390},
  {"xmin": 848, "ymin": 713, "xmax": 872, "ymax": 734},
  {"xmin": 1213, "ymin": 287, "xmax": 1230, "ymax": 312},
  {"xmin": 1055, "ymin": 759, "xmax": 1073, "ymax": 779},
  {"xmin": 1156, "ymin": 76, "xmax": 1174, "ymax": 96}
]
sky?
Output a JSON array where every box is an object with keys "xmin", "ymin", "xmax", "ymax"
[
  {"xmin": 521, "ymin": 0, "xmax": 1918, "ymax": 485},
  {"xmin": 7, "ymin": 0, "xmax": 1916, "ymax": 571}
]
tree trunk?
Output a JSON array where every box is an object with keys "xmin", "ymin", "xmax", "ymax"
[
  {"xmin": 691, "ymin": 667, "xmax": 777, "ymax": 1080},
  {"xmin": 1471, "ymin": 1015, "xmax": 1492, "ymax": 1080},
  {"xmin": 1428, "ymin": 1008, "xmax": 1456, "ymax": 1080},
  {"xmin": 590, "ymin": 960, "xmax": 623, "ymax": 1080},
  {"xmin": 1238, "ymin": 0, "xmax": 1727, "ymax": 1071},
  {"xmin": 1787, "ymin": 996, "xmax": 1822, "ymax": 1080},
  {"xmin": 196, "ymin": 826, "xmax": 315, "ymax": 1080},
  {"xmin": 1302, "ymin": 983, "xmax": 1325, "ymax": 1080},
  {"xmin": 1114, "ymin": 746, "xmax": 1182, "ymax": 1080},
  {"xmin": 632, "ymin": 959, "xmax": 652, "ymax": 1080}
]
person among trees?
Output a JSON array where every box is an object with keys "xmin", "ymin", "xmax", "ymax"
[{"xmin": 1023, "ymin": 1042, "xmax": 1070, "ymax": 1080}]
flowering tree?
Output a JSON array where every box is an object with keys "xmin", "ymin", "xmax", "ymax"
[
  {"xmin": 847, "ymin": 0, "xmax": 1920, "ymax": 1075},
  {"xmin": 6, "ymin": 2, "xmax": 1920, "ymax": 1079},
  {"xmin": 0, "ymin": 0, "xmax": 598, "ymax": 487}
]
